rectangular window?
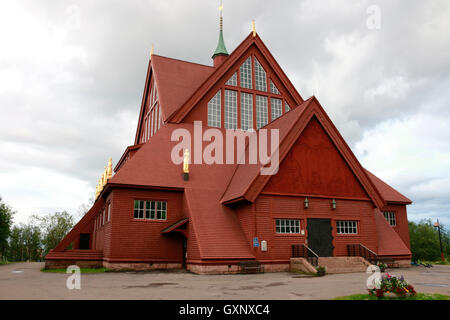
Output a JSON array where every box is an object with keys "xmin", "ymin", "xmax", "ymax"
[
  {"xmin": 134, "ymin": 200, "xmax": 167, "ymax": 220},
  {"xmin": 207, "ymin": 90, "xmax": 221, "ymax": 128},
  {"xmin": 256, "ymin": 95, "xmax": 268, "ymax": 129},
  {"xmin": 102, "ymin": 209, "xmax": 105, "ymax": 225},
  {"xmin": 224, "ymin": 90, "xmax": 238, "ymax": 129},
  {"xmin": 383, "ymin": 211, "xmax": 396, "ymax": 226},
  {"xmin": 240, "ymin": 57, "xmax": 252, "ymax": 89},
  {"xmin": 275, "ymin": 219, "xmax": 300, "ymax": 234},
  {"xmin": 336, "ymin": 221, "xmax": 358, "ymax": 234},
  {"xmin": 154, "ymin": 104, "xmax": 159, "ymax": 135},
  {"xmin": 150, "ymin": 109, "xmax": 154, "ymax": 137},
  {"xmin": 271, "ymin": 98, "xmax": 282, "ymax": 121},
  {"xmin": 107, "ymin": 203, "xmax": 111, "ymax": 221},
  {"xmin": 240, "ymin": 92, "xmax": 253, "ymax": 130},
  {"xmin": 254, "ymin": 58, "xmax": 267, "ymax": 92}
]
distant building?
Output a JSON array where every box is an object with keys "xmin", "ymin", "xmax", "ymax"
[{"xmin": 46, "ymin": 17, "xmax": 412, "ymax": 273}]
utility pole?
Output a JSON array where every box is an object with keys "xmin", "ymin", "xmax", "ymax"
[{"xmin": 434, "ymin": 219, "xmax": 445, "ymax": 262}]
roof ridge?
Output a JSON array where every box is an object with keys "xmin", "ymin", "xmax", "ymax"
[{"xmin": 152, "ymin": 54, "xmax": 214, "ymax": 69}]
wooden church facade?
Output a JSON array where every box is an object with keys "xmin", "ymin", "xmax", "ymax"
[{"xmin": 45, "ymin": 26, "xmax": 412, "ymax": 273}]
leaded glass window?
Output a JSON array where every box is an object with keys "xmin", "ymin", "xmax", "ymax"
[
  {"xmin": 240, "ymin": 92, "xmax": 253, "ymax": 131},
  {"xmin": 256, "ymin": 95, "xmax": 268, "ymax": 129},
  {"xmin": 224, "ymin": 90, "xmax": 238, "ymax": 129},
  {"xmin": 254, "ymin": 58, "xmax": 267, "ymax": 92},
  {"xmin": 270, "ymin": 80, "xmax": 280, "ymax": 94},
  {"xmin": 271, "ymin": 98, "xmax": 282, "ymax": 121},
  {"xmin": 240, "ymin": 57, "xmax": 252, "ymax": 89},
  {"xmin": 285, "ymin": 102, "xmax": 291, "ymax": 112},
  {"xmin": 207, "ymin": 90, "xmax": 221, "ymax": 128},
  {"xmin": 226, "ymin": 73, "xmax": 237, "ymax": 86}
]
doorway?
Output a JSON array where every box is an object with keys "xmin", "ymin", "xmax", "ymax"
[
  {"xmin": 79, "ymin": 233, "xmax": 90, "ymax": 250},
  {"xmin": 307, "ymin": 219, "xmax": 334, "ymax": 256}
]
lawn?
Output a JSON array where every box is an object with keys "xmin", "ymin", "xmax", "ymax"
[
  {"xmin": 41, "ymin": 267, "xmax": 109, "ymax": 273},
  {"xmin": 334, "ymin": 293, "xmax": 450, "ymax": 300}
]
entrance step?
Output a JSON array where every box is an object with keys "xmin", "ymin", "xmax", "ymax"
[{"xmin": 317, "ymin": 257, "xmax": 370, "ymax": 274}]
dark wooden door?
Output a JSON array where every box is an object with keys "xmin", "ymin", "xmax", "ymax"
[
  {"xmin": 307, "ymin": 219, "xmax": 334, "ymax": 256},
  {"xmin": 79, "ymin": 233, "xmax": 90, "ymax": 250}
]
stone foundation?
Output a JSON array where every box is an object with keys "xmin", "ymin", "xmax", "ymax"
[
  {"xmin": 45, "ymin": 259, "xmax": 103, "ymax": 269},
  {"xmin": 187, "ymin": 263, "xmax": 289, "ymax": 274},
  {"xmin": 103, "ymin": 261, "xmax": 182, "ymax": 271},
  {"xmin": 394, "ymin": 259, "xmax": 411, "ymax": 268}
]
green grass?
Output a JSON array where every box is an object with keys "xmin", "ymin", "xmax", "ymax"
[
  {"xmin": 334, "ymin": 293, "xmax": 450, "ymax": 300},
  {"xmin": 41, "ymin": 267, "xmax": 109, "ymax": 273},
  {"xmin": 422, "ymin": 260, "xmax": 449, "ymax": 265},
  {"xmin": 0, "ymin": 261, "xmax": 11, "ymax": 265}
]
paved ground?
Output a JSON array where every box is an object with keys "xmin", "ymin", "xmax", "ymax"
[{"xmin": 0, "ymin": 262, "xmax": 449, "ymax": 300}]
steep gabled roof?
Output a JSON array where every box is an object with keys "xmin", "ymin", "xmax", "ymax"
[
  {"xmin": 168, "ymin": 32, "xmax": 304, "ymax": 123},
  {"xmin": 221, "ymin": 96, "xmax": 386, "ymax": 209},
  {"xmin": 365, "ymin": 169, "xmax": 412, "ymax": 205},
  {"xmin": 152, "ymin": 55, "xmax": 215, "ymax": 121},
  {"xmin": 134, "ymin": 55, "xmax": 214, "ymax": 144}
]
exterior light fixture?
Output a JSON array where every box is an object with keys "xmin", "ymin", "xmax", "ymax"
[
  {"xmin": 332, "ymin": 199, "xmax": 336, "ymax": 210},
  {"xmin": 304, "ymin": 197, "xmax": 309, "ymax": 208}
]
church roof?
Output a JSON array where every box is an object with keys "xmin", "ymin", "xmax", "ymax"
[{"xmin": 365, "ymin": 169, "xmax": 412, "ymax": 204}]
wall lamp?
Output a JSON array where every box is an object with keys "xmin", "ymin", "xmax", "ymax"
[
  {"xmin": 332, "ymin": 199, "xmax": 336, "ymax": 210},
  {"xmin": 304, "ymin": 197, "xmax": 309, "ymax": 209}
]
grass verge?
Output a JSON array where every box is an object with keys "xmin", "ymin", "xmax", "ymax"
[
  {"xmin": 41, "ymin": 267, "xmax": 109, "ymax": 273},
  {"xmin": 333, "ymin": 293, "xmax": 450, "ymax": 300}
]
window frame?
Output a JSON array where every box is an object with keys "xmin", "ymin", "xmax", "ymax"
[
  {"xmin": 336, "ymin": 220, "xmax": 358, "ymax": 235},
  {"xmin": 383, "ymin": 211, "xmax": 397, "ymax": 227},
  {"xmin": 275, "ymin": 218, "xmax": 301, "ymax": 235},
  {"xmin": 133, "ymin": 199, "xmax": 168, "ymax": 221}
]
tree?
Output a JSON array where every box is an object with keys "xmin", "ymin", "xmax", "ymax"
[
  {"xmin": 6, "ymin": 223, "xmax": 42, "ymax": 262},
  {"xmin": 0, "ymin": 197, "xmax": 14, "ymax": 261},
  {"xmin": 409, "ymin": 219, "xmax": 450, "ymax": 261},
  {"xmin": 77, "ymin": 197, "xmax": 94, "ymax": 218},
  {"xmin": 32, "ymin": 212, "xmax": 75, "ymax": 256}
]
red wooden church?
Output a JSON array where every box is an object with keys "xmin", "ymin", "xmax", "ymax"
[{"xmin": 45, "ymin": 18, "xmax": 412, "ymax": 273}]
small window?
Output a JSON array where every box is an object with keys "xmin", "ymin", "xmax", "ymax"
[
  {"xmin": 240, "ymin": 92, "xmax": 253, "ymax": 130},
  {"xmin": 226, "ymin": 73, "xmax": 237, "ymax": 86},
  {"xmin": 240, "ymin": 57, "xmax": 252, "ymax": 89},
  {"xmin": 336, "ymin": 221, "xmax": 358, "ymax": 234},
  {"xmin": 254, "ymin": 57, "xmax": 267, "ymax": 92},
  {"xmin": 285, "ymin": 102, "xmax": 291, "ymax": 112},
  {"xmin": 224, "ymin": 90, "xmax": 238, "ymax": 129},
  {"xmin": 207, "ymin": 90, "xmax": 221, "ymax": 128},
  {"xmin": 275, "ymin": 219, "xmax": 300, "ymax": 234},
  {"xmin": 107, "ymin": 203, "xmax": 111, "ymax": 221},
  {"xmin": 271, "ymin": 98, "xmax": 282, "ymax": 121},
  {"xmin": 383, "ymin": 211, "xmax": 396, "ymax": 226},
  {"xmin": 270, "ymin": 80, "xmax": 280, "ymax": 95},
  {"xmin": 134, "ymin": 200, "xmax": 167, "ymax": 221},
  {"xmin": 256, "ymin": 95, "xmax": 268, "ymax": 129}
]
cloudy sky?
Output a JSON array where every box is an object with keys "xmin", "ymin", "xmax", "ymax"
[{"xmin": 0, "ymin": 0, "xmax": 449, "ymax": 226}]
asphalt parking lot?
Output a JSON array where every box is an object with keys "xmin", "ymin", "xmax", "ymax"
[{"xmin": 1, "ymin": 262, "xmax": 449, "ymax": 299}]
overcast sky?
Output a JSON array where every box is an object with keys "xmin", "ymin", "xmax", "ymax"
[{"xmin": 1, "ymin": 0, "xmax": 449, "ymax": 227}]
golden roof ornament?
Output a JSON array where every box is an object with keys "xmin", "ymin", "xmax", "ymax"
[
  {"xmin": 252, "ymin": 20, "xmax": 256, "ymax": 37},
  {"xmin": 183, "ymin": 149, "xmax": 190, "ymax": 174},
  {"xmin": 107, "ymin": 158, "xmax": 113, "ymax": 180}
]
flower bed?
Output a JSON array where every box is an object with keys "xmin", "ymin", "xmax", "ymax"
[{"xmin": 368, "ymin": 273, "xmax": 417, "ymax": 298}]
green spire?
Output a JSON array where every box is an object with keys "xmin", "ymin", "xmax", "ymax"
[{"xmin": 212, "ymin": 16, "xmax": 229, "ymax": 59}]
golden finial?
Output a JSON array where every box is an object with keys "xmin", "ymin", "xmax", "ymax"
[
  {"xmin": 98, "ymin": 177, "xmax": 103, "ymax": 193},
  {"xmin": 252, "ymin": 20, "xmax": 256, "ymax": 37},
  {"xmin": 95, "ymin": 184, "xmax": 99, "ymax": 199},
  {"xmin": 183, "ymin": 149, "xmax": 190, "ymax": 174},
  {"xmin": 150, "ymin": 43, "xmax": 154, "ymax": 57},
  {"xmin": 102, "ymin": 166, "xmax": 107, "ymax": 186},
  {"xmin": 107, "ymin": 158, "xmax": 112, "ymax": 180}
]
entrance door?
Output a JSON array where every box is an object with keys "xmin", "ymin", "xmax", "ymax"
[
  {"xmin": 79, "ymin": 233, "xmax": 90, "ymax": 250},
  {"xmin": 307, "ymin": 219, "xmax": 334, "ymax": 256}
]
